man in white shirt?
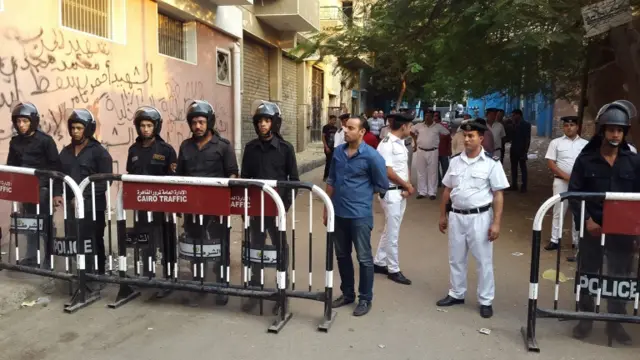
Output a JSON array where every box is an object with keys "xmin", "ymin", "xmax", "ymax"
[
  {"xmin": 374, "ymin": 112, "xmax": 416, "ymax": 285},
  {"xmin": 334, "ymin": 113, "xmax": 350, "ymax": 149},
  {"xmin": 436, "ymin": 119, "xmax": 509, "ymax": 318},
  {"xmin": 543, "ymin": 116, "xmax": 588, "ymax": 254},
  {"xmin": 486, "ymin": 108, "xmax": 507, "ymax": 161},
  {"xmin": 368, "ymin": 111, "xmax": 385, "ymax": 139},
  {"xmin": 411, "ymin": 111, "xmax": 450, "ymax": 199}
]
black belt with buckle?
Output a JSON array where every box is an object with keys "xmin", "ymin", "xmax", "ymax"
[
  {"xmin": 419, "ymin": 147, "xmax": 438, "ymax": 152},
  {"xmin": 388, "ymin": 186, "xmax": 406, "ymax": 191},
  {"xmin": 451, "ymin": 204, "xmax": 492, "ymax": 215}
]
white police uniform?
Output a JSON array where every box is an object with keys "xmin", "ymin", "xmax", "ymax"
[
  {"xmin": 374, "ymin": 133, "xmax": 408, "ymax": 274},
  {"xmin": 334, "ymin": 127, "xmax": 346, "ymax": 148},
  {"xmin": 544, "ymin": 134, "xmax": 588, "ymax": 245},
  {"xmin": 411, "ymin": 122, "xmax": 449, "ymax": 197},
  {"xmin": 442, "ymin": 149, "xmax": 509, "ymax": 306}
]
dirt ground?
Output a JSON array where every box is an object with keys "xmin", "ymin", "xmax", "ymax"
[{"xmin": 0, "ymin": 136, "xmax": 638, "ymax": 360}]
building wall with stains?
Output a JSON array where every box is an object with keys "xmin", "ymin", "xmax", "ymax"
[{"xmin": 0, "ymin": 0, "xmax": 238, "ymax": 176}]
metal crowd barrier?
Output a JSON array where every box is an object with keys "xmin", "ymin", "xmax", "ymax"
[
  {"xmin": 0, "ymin": 165, "xmax": 101, "ymax": 313},
  {"xmin": 77, "ymin": 174, "xmax": 337, "ymax": 333},
  {"xmin": 522, "ymin": 191, "xmax": 640, "ymax": 352}
]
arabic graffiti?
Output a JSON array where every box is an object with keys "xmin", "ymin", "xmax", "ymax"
[{"xmin": 0, "ymin": 25, "xmax": 233, "ymax": 157}]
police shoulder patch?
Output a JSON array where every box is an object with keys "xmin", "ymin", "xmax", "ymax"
[
  {"xmin": 484, "ymin": 151, "xmax": 499, "ymax": 161},
  {"xmin": 382, "ymin": 135, "xmax": 390, "ymax": 143}
]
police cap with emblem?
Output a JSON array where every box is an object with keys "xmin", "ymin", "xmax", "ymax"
[
  {"xmin": 461, "ymin": 118, "xmax": 489, "ymax": 133},
  {"xmin": 561, "ymin": 116, "xmax": 579, "ymax": 124},
  {"xmin": 338, "ymin": 113, "xmax": 351, "ymax": 121},
  {"xmin": 387, "ymin": 112, "xmax": 414, "ymax": 123},
  {"xmin": 485, "ymin": 107, "xmax": 498, "ymax": 114}
]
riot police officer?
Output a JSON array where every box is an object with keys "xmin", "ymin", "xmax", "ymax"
[
  {"xmin": 240, "ymin": 100, "xmax": 299, "ymax": 314},
  {"xmin": 59, "ymin": 109, "xmax": 113, "ymax": 275},
  {"xmin": 126, "ymin": 106, "xmax": 177, "ymax": 280},
  {"xmin": 569, "ymin": 100, "xmax": 640, "ymax": 344},
  {"xmin": 6, "ymin": 102, "xmax": 63, "ymax": 267},
  {"xmin": 176, "ymin": 100, "xmax": 238, "ymax": 306}
]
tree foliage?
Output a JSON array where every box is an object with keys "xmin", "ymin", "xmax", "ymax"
[{"xmin": 296, "ymin": 0, "xmax": 640, "ymax": 107}]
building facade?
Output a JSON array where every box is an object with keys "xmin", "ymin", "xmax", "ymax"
[
  {"xmin": 240, "ymin": 1, "xmax": 321, "ymax": 152},
  {"xmin": 0, "ymin": 0, "xmax": 244, "ymax": 170}
]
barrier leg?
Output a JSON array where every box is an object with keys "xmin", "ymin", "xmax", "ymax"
[
  {"xmin": 268, "ymin": 229, "xmax": 292, "ymax": 333},
  {"xmin": 108, "ymin": 219, "xmax": 141, "ymax": 309},
  {"xmin": 64, "ymin": 216, "xmax": 101, "ymax": 313},
  {"xmin": 521, "ymin": 229, "xmax": 541, "ymax": 352},
  {"xmin": 318, "ymin": 231, "xmax": 337, "ymax": 332},
  {"xmin": 154, "ymin": 215, "xmax": 173, "ymax": 299}
]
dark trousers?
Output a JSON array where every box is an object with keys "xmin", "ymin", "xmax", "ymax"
[
  {"xmin": 578, "ymin": 231, "xmax": 635, "ymax": 315},
  {"xmin": 323, "ymin": 150, "xmax": 333, "ymax": 181},
  {"xmin": 510, "ymin": 151, "xmax": 528, "ymax": 188},
  {"xmin": 248, "ymin": 216, "xmax": 288, "ymax": 286},
  {"xmin": 21, "ymin": 188, "xmax": 52, "ymax": 262},
  {"xmin": 66, "ymin": 210, "xmax": 107, "ymax": 274},
  {"xmin": 438, "ymin": 155, "xmax": 450, "ymax": 186},
  {"xmin": 334, "ymin": 216, "xmax": 374, "ymax": 302},
  {"xmin": 183, "ymin": 215, "xmax": 227, "ymax": 279},
  {"xmin": 134, "ymin": 212, "xmax": 168, "ymax": 277}
]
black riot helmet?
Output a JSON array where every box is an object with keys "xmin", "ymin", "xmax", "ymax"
[
  {"xmin": 67, "ymin": 109, "xmax": 97, "ymax": 139},
  {"xmin": 595, "ymin": 100, "xmax": 635, "ymax": 135},
  {"xmin": 11, "ymin": 102, "xmax": 41, "ymax": 135},
  {"xmin": 251, "ymin": 100, "xmax": 282, "ymax": 138},
  {"xmin": 133, "ymin": 106, "xmax": 163, "ymax": 137},
  {"xmin": 186, "ymin": 100, "xmax": 216, "ymax": 132}
]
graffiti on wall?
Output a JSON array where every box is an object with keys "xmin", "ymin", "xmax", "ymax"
[{"xmin": 0, "ymin": 27, "xmax": 230, "ymax": 155}]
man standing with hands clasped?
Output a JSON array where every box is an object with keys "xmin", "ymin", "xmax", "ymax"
[
  {"xmin": 324, "ymin": 116, "xmax": 388, "ymax": 317},
  {"xmin": 373, "ymin": 112, "xmax": 415, "ymax": 285},
  {"xmin": 543, "ymin": 116, "xmax": 588, "ymax": 257},
  {"xmin": 436, "ymin": 119, "xmax": 509, "ymax": 319}
]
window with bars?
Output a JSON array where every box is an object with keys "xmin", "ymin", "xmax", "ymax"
[
  {"xmin": 61, "ymin": 0, "xmax": 112, "ymax": 39},
  {"xmin": 158, "ymin": 12, "xmax": 187, "ymax": 61},
  {"xmin": 216, "ymin": 50, "xmax": 231, "ymax": 86}
]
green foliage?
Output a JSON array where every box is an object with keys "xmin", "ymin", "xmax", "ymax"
[{"xmin": 295, "ymin": 0, "xmax": 639, "ymax": 104}]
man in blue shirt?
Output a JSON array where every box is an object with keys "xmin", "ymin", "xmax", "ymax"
[{"xmin": 323, "ymin": 116, "xmax": 389, "ymax": 316}]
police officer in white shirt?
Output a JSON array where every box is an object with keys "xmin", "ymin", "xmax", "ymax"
[
  {"xmin": 486, "ymin": 108, "xmax": 507, "ymax": 161},
  {"xmin": 411, "ymin": 112, "xmax": 450, "ymax": 199},
  {"xmin": 436, "ymin": 119, "xmax": 509, "ymax": 319},
  {"xmin": 543, "ymin": 116, "xmax": 588, "ymax": 254},
  {"xmin": 373, "ymin": 112, "xmax": 416, "ymax": 285},
  {"xmin": 334, "ymin": 113, "xmax": 350, "ymax": 149}
]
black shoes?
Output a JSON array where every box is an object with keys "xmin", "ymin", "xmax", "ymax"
[
  {"xmin": 429, "ymin": 196, "xmax": 436, "ymax": 200},
  {"xmin": 544, "ymin": 242, "xmax": 559, "ymax": 251},
  {"xmin": 373, "ymin": 264, "xmax": 388, "ymax": 275},
  {"xmin": 353, "ymin": 300, "xmax": 372, "ymax": 317},
  {"xmin": 416, "ymin": 195, "xmax": 426, "ymax": 199},
  {"xmin": 331, "ymin": 295, "xmax": 355, "ymax": 308},
  {"xmin": 572, "ymin": 320, "xmax": 593, "ymax": 339},
  {"xmin": 332, "ymin": 295, "xmax": 372, "ymax": 316},
  {"xmin": 479, "ymin": 305, "xmax": 493, "ymax": 318},
  {"xmin": 436, "ymin": 295, "xmax": 465, "ymax": 307},
  {"xmin": 572, "ymin": 321, "xmax": 632, "ymax": 345},
  {"xmin": 388, "ymin": 271, "xmax": 412, "ymax": 285}
]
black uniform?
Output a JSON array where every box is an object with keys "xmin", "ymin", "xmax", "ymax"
[
  {"xmin": 127, "ymin": 136, "xmax": 177, "ymax": 277},
  {"xmin": 322, "ymin": 123, "xmax": 337, "ymax": 181},
  {"xmin": 8, "ymin": 102, "xmax": 63, "ymax": 266},
  {"xmin": 7, "ymin": 130, "xmax": 63, "ymax": 264},
  {"xmin": 509, "ymin": 118, "xmax": 531, "ymax": 191},
  {"xmin": 569, "ymin": 137, "xmax": 640, "ymax": 311},
  {"xmin": 241, "ymin": 135, "xmax": 299, "ymax": 286},
  {"xmin": 177, "ymin": 132, "xmax": 238, "ymax": 273},
  {"xmin": 60, "ymin": 139, "xmax": 113, "ymax": 274}
]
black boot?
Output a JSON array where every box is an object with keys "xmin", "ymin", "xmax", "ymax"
[
  {"xmin": 572, "ymin": 320, "xmax": 593, "ymax": 339},
  {"xmin": 606, "ymin": 322, "xmax": 632, "ymax": 346}
]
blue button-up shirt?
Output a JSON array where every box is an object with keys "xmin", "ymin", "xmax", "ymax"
[{"xmin": 327, "ymin": 142, "xmax": 389, "ymax": 225}]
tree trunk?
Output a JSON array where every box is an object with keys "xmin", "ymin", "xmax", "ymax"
[
  {"xmin": 608, "ymin": 25, "xmax": 640, "ymax": 142},
  {"xmin": 395, "ymin": 75, "xmax": 407, "ymax": 110}
]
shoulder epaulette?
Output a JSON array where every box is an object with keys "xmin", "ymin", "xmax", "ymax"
[
  {"xmin": 382, "ymin": 135, "xmax": 390, "ymax": 143},
  {"xmin": 484, "ymin": 151, "xmax": 499, "ymax": 161},
  {"xmin": 217, "ymin": 135, "xmax": 231, "ymax": 144}
]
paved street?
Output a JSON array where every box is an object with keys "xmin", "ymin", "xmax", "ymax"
[{"xmin": 0, "ymin": 138, "xmax": 638, "ymax": 360}]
